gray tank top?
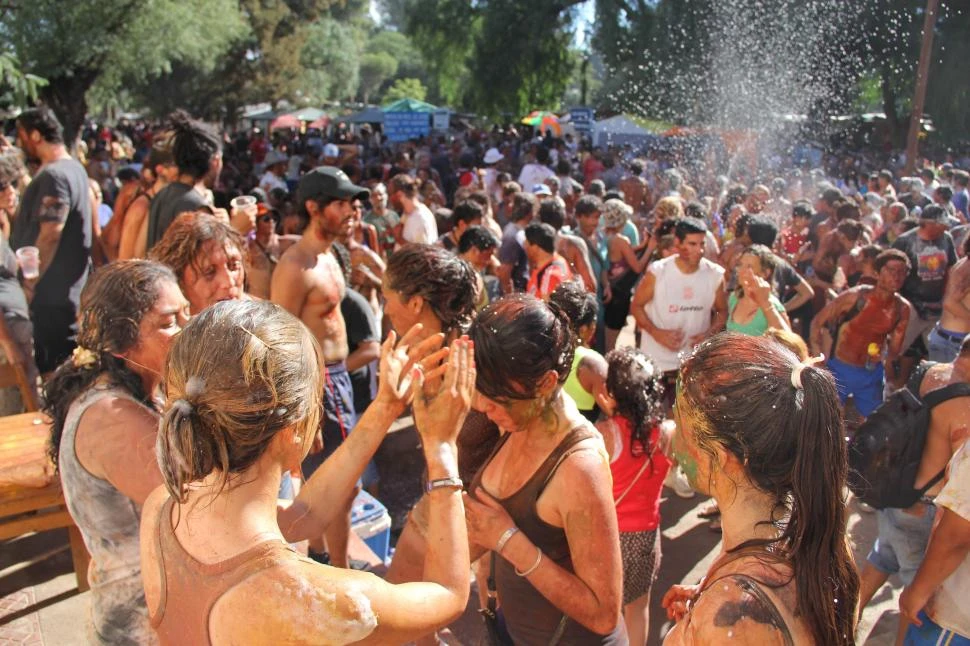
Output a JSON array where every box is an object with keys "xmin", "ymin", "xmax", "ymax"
[{"xmin": 58, "ymin": 386, "xmax": 157, "ymax": 645}]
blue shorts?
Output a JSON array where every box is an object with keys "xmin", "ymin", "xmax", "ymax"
[
  {"xmin": 827, "ymin": 356, "xmax": 884, "ymax": 418},
  {"xmin": 866, "ymin": 504, "xmax": 935, "ymax": 585},
  {"xmin": 905, "ymin": 611, "xmax": 970, "ymax": 645},
  {"xmin": 302, "ymin": 362, "xmax": 358, "ymax": 478}
]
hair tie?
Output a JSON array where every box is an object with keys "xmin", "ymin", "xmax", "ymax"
[
  {"xmin": 71, "ymin": 346, "xmax": 98, "ymax": 369},
  {"xmin": 791, "ymin": 355, "xmax": 825, "ymax": 390},
  {"xmin": 171, "ymin": 398, "xmax": 194, "ymax": 417}
]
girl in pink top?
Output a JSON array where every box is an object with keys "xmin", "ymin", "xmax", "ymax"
[{"xmin": 595, "ymin": 347, "xmax": 672, "ymax": 646}]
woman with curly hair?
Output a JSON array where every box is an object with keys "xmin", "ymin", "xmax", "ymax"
[
  {"xmin": 46, "ymin": 260, "xmax": 189, "ymax": 644},
  {"xmin": 596, "ymin": 347, "xmax": 670, "ymax": 645}
]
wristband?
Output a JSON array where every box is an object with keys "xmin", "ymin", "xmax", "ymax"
[
  {"xmin": 495, "ymin": 527, "xmax": 519, "ymax": 554},
  {"xmin": 426, "ymin": 476, "xmax": 463, "ymax": 493}
]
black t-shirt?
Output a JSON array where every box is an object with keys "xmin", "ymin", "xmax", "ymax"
[
  {"xmin": 341, "ymin": 288, "xmax": 380, "ymax": 415},
  {"xmin": 11, "ymin": 158, "xmax": 91, "ymax": 310},
  {"xmin": 771, "ymin": 259, "xmax": 802, "ymax": 305},
  {"xmin": 498, "ymin": 222, "xmax": 529, "ymax": 291},
  {"xmin": 146, "ymin": 182, "xmax": 209, "ymax": 250},
  {"xmin": 892, "ymin": 228, "xmax": 958, "ymax": 313}
]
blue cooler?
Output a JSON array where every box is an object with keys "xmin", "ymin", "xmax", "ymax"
[{"xmin": 351, "ymin": 491, "xmax": 392, "ymax": 563}]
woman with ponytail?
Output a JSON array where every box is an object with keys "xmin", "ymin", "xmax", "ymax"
[
  {"xmin": 141, "ymin": 300, "xmax": 475, "ymax": 644},
  {"xmin": 46, "ymin": 260, "xmax": 189, "ymax": 644},
  {"xmin": 662, "ymin": 332, "xmax": 859, "ymax": 645}
]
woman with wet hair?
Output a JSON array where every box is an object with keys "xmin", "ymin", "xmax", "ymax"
[
  {"xmin": 382, "ymin": 245, "xmax": 501, "ymax": 605},
  {"xmin": 464, "ymin": 294, "xmax": 625, "ymax": 644},
  {"xmin": 662, "ymin": 333, "xmax": 859, "ymax": 645},
  {"xmin": 551, "ymin": 280, "xmax": 608, "ymax": 423},
  {"xmin": 46, "ymin": 260, "xmax": 190, "ymax": 644},
  {"xmin": 142, "ymin": 300, "xmax": 476, "ymax": 644},
  {"xmin": 596, "ymin": 347, "xmax": 670, "ymax": 646},
  {"xmin": 149, "ymin": 211, "xmax": 246, "ymax": 314}
]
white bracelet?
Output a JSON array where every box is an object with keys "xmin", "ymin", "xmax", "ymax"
[
  {"xmin": 514, "ymin": 546, "xmax": 543, "ymax": 577},
  {"xmin": 495, "ymin": 527, "xmax": 519, "ymax": 554}
]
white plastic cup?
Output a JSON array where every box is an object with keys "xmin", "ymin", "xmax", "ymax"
[
  {"xmin": 230, "ymin": 195, "xmax": 258, "ymax": 216},
  {"xmin": 16, "ymin": 246, "xmax": 39, "ymax": 279}
]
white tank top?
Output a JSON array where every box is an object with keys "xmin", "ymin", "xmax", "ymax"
[{"xmin": 639, "ymin": 255, "xmax": 724, "ymax": 372}]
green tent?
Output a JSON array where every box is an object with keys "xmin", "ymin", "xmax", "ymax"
[{"xmin": 382, "ymin": 98, "xmax": 437, "ymax": 113}]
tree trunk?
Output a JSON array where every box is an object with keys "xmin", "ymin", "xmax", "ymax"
[
  {"xmin": 39, "ymin": 71, "xmax": 97, "ymax": 153},
  {"xmin": 880, "ymin": 63, "xmax": 901, "ymax": 147}
]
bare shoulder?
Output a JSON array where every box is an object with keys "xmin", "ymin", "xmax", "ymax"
[
  {"xmin": 683, "ymin": 574, "xmax": 795, "ymax": 646},
  {"xmin": 278, "ymin": 240, "xmax": 316, "ymax": 269},
  {"xmin": 553, "ymin": 434, "xmax": 612, "ymax": 492},
  {"xmin": 212, "ymin": 558, "xmax": 381, "ymax": 645},
  {"xmin": 79, "ymin": 392, "xmax": 157, "ymax": 437}
]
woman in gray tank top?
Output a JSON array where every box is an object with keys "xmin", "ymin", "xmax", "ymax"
[{"xmin": 45, "ymin": 260, "xmax": 190, "ymax": 644}]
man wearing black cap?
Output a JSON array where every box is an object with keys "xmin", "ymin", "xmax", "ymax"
[
  {"xmin": 271, "ymin": 166, "xmax": 371, "ymax": 569},
  {"xmin": 893, "ymin": 204, "xmax": 959, "ymax": 384}
]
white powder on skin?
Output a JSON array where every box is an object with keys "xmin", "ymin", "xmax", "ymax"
[{"xmin": 274, "ymin": 578, "xmax": 378, "ymax": 644}]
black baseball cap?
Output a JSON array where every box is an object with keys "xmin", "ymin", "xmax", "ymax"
[{"xmin": 297, "ymin": 166, "xmax": 369, "ymax": 205}]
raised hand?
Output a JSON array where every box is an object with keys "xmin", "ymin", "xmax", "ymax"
[{"xmin": 412, "ymin": 337, "xmax": 475, "ymax": 447}]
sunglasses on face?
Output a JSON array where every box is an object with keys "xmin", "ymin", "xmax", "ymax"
[{"xmin": 258, "ymin": 214, "xmax": 275, "ymax": 223}]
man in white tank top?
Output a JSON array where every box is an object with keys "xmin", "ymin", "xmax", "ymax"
[{"xmin": 632, "ymin": 217, "xmax": 727, "ymax": 380}]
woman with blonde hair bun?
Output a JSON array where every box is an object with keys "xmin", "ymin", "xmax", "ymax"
[{"xmin": 141, "ymin": 299, "xmax": 476, "ymax": 644}]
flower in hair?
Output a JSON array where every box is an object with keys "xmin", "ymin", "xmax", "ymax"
[{"xmin": 71, "ymin": 346, "xmax": 98, "ymax": 369}]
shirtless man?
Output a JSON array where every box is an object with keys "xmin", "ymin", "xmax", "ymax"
[
  {"xmin": 810, "ymin": 249, "xmax": 912, "ymax": 419},
  {"xmin": 618, "ymin": 160, "xmax": 651, "ymax": 218},
  {"xmin": 247, "ymin": 206, "xmax": 298, "ymax": 300},
  {"xmin": 859, "ymin": 339, "xmax": 970, "ymax": 641},
  {"xmin": 271, "ymin": 166, "xmax": 370, "ymax": 569},
  {"xmin": 928, "ymin": 236, "xmax": 970, "ymax": 362}
]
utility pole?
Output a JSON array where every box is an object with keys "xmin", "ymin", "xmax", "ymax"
[{"xmin": 904, "ymin": 0, "xmax": 940, "ymax": 175}]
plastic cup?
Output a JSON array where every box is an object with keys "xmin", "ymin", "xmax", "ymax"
[
  {"xmin": 15, "ymin": 246, "xmax": 39, "ymax": 279},
  {"xmin": 230, "ymin": 195, "xmax": 258, "ymax": 215}
]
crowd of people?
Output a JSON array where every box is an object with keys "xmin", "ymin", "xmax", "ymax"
[{"xmin": 3, "ymin": 103, "xmax": 970, "ymax": 645}]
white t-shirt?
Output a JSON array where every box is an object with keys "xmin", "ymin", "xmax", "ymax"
[
  {"xmin": 401, "ymin": 202, "xmax": 438, "ymax": 245},
  {"xmin": 926, "ymin": 438, "xmax": 970, "ymax": 636},
  {"xmin": 639, "ymin": 255, "xmax": 724, "ymax": 372},
  {"xmin": 259, "ymin": 171, "xmax": 288, "ymax": 194},
  {"xmin": 518, "ymin": 164, "xmax": 554, "ymax": 192}
]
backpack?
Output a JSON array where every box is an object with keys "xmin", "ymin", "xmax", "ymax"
[{"xmin": 847, "ymin": 361, "xmax": 970, "ymax": 509}]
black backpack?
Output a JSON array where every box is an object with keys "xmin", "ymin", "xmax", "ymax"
[{"xmin": 847, "ymin": 361, "xmax": 970, "ymax": 509}]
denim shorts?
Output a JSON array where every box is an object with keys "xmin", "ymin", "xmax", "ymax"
[
  {"xmin": 928, "ymin": 325, "xmax": 967, "ymax": 363},
  {"xmin": 866, "ymin": 503, "xmax": 935, "ymax": 585}
]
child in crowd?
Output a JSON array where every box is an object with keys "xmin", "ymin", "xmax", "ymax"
[{"xmin": 595, "ymin": 346, "xmax": 671, "ymax": 646}]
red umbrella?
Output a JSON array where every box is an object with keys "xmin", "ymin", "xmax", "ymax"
[{"xmin": 270, "ymin": 114, "xmax": 301, "ymax": 131}]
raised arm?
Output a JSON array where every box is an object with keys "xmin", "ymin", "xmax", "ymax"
[{"xmin": 278, "ymin": 327, "xmax": 447, "ymax": 542}]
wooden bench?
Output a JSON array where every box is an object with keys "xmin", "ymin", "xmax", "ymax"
[{"xmin": 0, "ymin": 412, "xmax": 90, "ymax": 591}]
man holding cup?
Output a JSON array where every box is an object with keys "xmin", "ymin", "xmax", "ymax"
[{"xmin": 12, "ymin": 107, "xmax": 92, "ymax": 375}]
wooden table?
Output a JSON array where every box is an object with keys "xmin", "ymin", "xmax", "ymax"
[{"xmin": 0, "ymin": 412, "xmax": 90, "ymax": 592}]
